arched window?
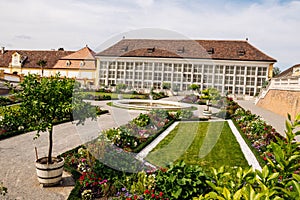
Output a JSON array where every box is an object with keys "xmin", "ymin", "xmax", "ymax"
[
  {"xmin": 66, "ymin": 60, "xmax": 71, "ymax": 66},
  {"xmin": 80, "ymin": 61, "xmax": 85, "ymax": 67}
]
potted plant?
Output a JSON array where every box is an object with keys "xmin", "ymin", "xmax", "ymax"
[
  {"xmin": 202, "ymin": 99, "xmax": 212, "ymax": 117},
  {"xmin": 18, "ymin": 74, "xmax": 96, "ymax": 186},
  {"xmin": 116, "ymin": 83, "xmax": 127, "ymax": 99}
]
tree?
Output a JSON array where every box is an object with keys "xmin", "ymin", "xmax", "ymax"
[
  {"xmin": 162, "ymin": 82, "xmax": 171, "ymax": 90},
  {"xmin": 189, "ymin": 84, "xmax": 199, "ymax": 91},
  {"xmin": 18, "ymin": 73, "xmax": 96, "ymax": 164},
  {"xmin": 272, "ymin": 66, "xmax": 281, "ymax": 77},
  {"xmin": 115, "ymin": 83, "xmax": 127, "ymax": 93},
  {"xmin": 36, "ymin": 60, "xmax": 47, "ymax": 77}
]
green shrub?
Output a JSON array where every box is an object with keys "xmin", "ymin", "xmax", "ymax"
[{"xmin": 155, "ymin": 161, "xmax": 210, "ymax": 200}]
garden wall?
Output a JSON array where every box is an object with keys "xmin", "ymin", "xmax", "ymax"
[{"xmin": 256, "ymin": 89, "xmax": 300, "ymax": 119}]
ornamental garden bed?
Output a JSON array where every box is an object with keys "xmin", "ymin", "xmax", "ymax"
[
  {"xmin": 82, "ymin": 92, "xmax": 148, "ymax": 101},
  {"xmin": 61, "ymin": 107, "xmax": 300, "ymax": 199},
  {"xmin": 0, "ymin": 105, "xmax": 108, "ymax": 140}
]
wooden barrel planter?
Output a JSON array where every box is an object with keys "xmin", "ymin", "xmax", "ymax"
[{"xmin": 35, "ymin": 157, "xmax": 64, "ymax": 186}]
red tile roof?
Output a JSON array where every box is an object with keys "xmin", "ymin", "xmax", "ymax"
[
  {"xmin": 0, "ymin": 49, "xmax": 74, "ymax": 68},
  {"xmin": 276, "ymin": 64, "xmax": 300, "ymax": 78},
  {"xmin": 53, "ymin": 46, "xmax": 96, "ymax": 70},
  {"xmin": 60, "ymin": 46, "xmax": 96, "ymax": 60},
  {"xmin": 96, "ymin": 39, "xmax": 276, "ymax": 62}
]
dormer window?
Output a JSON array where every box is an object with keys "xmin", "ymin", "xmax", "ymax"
[
  {"xmin": 238, "ymin": 49, "xmax": 246, "ymax": 56},
  {"xmin": 177, "ymin": 47, "xmax": 185, "ymax": 53},
  {"xmin": 121, "ymin": 46, "xmax": 128, "ymax": 52},
  {"xmin": 12, "ymin": 52, "xmax": 21, "ymax": 67},
  {"xmin": 207, "ymin": 48, "xmax": 214, "ymax": 54},
  {"xmin": 80, "ymin": 61, "xmax": 85, "ymax": 67},
  {"xmin": 66, "ymin": 60, "xmax": 71, "ymax": 66},
  {"xmin": 147, "ymin": 47, "xmax": 155, "ymax": 53}
]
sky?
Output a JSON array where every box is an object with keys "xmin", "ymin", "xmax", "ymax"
[{"xmin": 0, "ymin": 0, "xmax": 299, "ymax": 71}]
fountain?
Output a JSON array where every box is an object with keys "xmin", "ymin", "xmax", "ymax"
[{"xmin": 112, "ymin": 99, "xmax": 192, "ymax": 111}]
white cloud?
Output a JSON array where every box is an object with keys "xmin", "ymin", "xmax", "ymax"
[{"xmin": 0, "ymin": 0, "xmax": 299, "ymax": 70}]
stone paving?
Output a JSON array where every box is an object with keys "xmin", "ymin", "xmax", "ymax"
[
  {"xmin": 0, "ymin": 97, "xmax": 291, "ymax": 199},
  {"xmin": 236, "ymin": 100, "xmax": 287, "ymax": 136}
]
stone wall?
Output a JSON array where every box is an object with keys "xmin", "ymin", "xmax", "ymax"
[{"xmin": 256, "ymin": 89, "xmax": 300, "ymax": 120}]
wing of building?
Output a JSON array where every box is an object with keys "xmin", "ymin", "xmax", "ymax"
[
  {"xmin": 95, "ymin": 39, "xmax": 276, "ymax": 97},
  {"xmin": 0, "ymin": 47, "xmax": 74, "ymax": 75},
  {"xmin": 0, "ymin": 46, "xmax": 97, "ymax": 87},
  {"xmin": 52, "ymin": 46, "xmax": 96, "ymax": 86}
]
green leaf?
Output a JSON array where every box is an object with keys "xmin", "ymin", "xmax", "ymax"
[
  {"xmin": 172, "ymin": 187, "xmax": 182, "ymax": 199},
  {"xmin": 267, "ymin": 172, "xmax": 279, "ymax": 181},
  {"xmin": 233, "ymin": 189, "xmax": 242, "ymax": 200},
  {"xmin": 292, "ymin": 174, "xmax": 300, "ymax": 182},
  {"xmin": 288, "ymin": 155, "xmax": 300, "ymax": 163},
  {"xmin": 222, "ymin": 187, "xmax": 231, "ymax": 199},
  {"xmin": 262, "ymin": 165, "xmax": 269, "ymax": 180}
]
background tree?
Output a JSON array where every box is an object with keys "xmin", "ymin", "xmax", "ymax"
[
  {"xmin": 272, "ymin": 66, "xmax": 281, "ymax": 77},
  {"xmin": 188, "ymin": 84, "xmax": 200, "ymax": 91},
  {"xmin": 162, "ymin": 82, "xmax": 171, "ymax": 90},
  {"xmin": 18, "ymin": 73, "xmax": 96, "ymax": 164},
  {"xmin": 115, "ymin": 83, "xmax": 127, "ymax": 93},
  {"xmin": 36, "ymin": 60, "xmax": 47, "ymax": 77}
]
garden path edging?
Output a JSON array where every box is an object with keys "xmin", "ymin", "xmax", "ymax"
[
  {"xmin": 135, "ymin": 121, "xmax": 180, "ymax": 161},
  {"xmin": 227, "ymin": 119, "xmax": 262, "ymax": 171}
]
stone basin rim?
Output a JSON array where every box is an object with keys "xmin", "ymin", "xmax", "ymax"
[{"xmin": 113, "ymin": 99, "xmax": 192, "ymax": 110}]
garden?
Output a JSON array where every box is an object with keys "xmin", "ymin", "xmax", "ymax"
[
  {"xmin": 1, "ymin": 76, "xmax": 299, "ymax": 199},
  {"xmin": 60, "ymin": 98, "xmax": 300, "ymax": 199},
  {"xmin": 60, "ymin": 110, "xmax": 300, "ymax": 200}
]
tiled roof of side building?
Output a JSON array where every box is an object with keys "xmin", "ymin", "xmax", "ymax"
[
  {"xmin": 0, "ymin": 50, "xmax": 74, "ymax": 68},
  {"xmin": 53, "ymin": 46, "xmax": 96, "ymax": 70},
  {"xmin": 60, "ymin": 46, "xmax": 96, "ymax": 60},
  {"xmin": 96, "ymin": 39, "xmax": 276, "ymax": 62},
  {"xmin": 276, "ymin": 64, "xmax": 300, "ymax": 78}
]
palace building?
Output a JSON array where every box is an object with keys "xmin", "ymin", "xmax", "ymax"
[{"xmin": 95, "ymin": 39, "xmax": 276, "ymax": 97}]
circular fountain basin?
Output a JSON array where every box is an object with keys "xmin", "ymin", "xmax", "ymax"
[{"xmin": 113, "ymin": 99, "xmax": 192, "ymax": 110}]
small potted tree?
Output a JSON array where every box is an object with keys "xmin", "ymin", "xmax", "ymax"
[
  {"xmin": 18, "ymin": 74, "xmax": 96, "ymax": 186},
  {"xmin": 116, "ymin": 83, "xmax": 127, "ymax": 99}
]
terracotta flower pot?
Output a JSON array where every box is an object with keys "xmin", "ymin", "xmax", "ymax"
[{"xmin": 35, "ymin": 157, "xmax": 64, "ymax": 186}]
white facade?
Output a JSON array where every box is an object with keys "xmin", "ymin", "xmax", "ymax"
[{"xmin": 96, "ymin": 57, "xmax": 272, "ymax": 96}]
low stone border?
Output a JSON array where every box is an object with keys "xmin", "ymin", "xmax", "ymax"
[
  {"xmin": 113, "ymin": 99, "xmax": 192, "ymax": 110},
  {"xmin": 227, "ymin": 120, "xmax": 262, "ymax": 171}
]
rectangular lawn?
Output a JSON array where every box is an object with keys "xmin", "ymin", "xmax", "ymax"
[{"xmin": 146, "ymin": 121, "xmax": 249, "ymax": 169}]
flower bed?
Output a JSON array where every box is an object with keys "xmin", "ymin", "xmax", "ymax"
[
  {"xmin": 232, "ymin": 108, "xmax": 284, "ymax": 163},
  {"xmin": 102, "ymin": 110, "xmax": 174, "ymax": 152},
  {"xmin": 62, "ymin": 146, "xmax": 210, "ymax": 200}
]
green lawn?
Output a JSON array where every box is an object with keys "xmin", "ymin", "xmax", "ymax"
[{"xmin": 146, "ymin": 121, "xmax": 249, "ymax": 169}]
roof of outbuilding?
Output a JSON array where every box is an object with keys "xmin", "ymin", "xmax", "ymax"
[
  {"xmin": 96, "ymin": 39, "xmax": 276, "ymax": 62},
  {"xmin": 0, "ymin": 49, "xmax": 74, "ymax": 68},
  {"xmin": 276, "ymin": 64, "xmax": 300, "ymax": 78},
  {"xmin": 53, "ymin": 46, "xmax": 96, "ymax": 70}
]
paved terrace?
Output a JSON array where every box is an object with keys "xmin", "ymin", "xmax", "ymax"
[{"xmin": 0, "ymin": 97, "xmax": 291, "ymax": 199}]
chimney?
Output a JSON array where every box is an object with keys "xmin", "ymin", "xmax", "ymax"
[{"xmin": 1, "ymin": 47, "xmax": 5, "ymax": 54}]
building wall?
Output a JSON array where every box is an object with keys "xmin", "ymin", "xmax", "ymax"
[
  {"xmin": 96, "ymin": 57, "xmax": 271, "ymax": 96},
  {"xmin": 257, "ymin": 89, "xmax": 300, "ymax": 119}
]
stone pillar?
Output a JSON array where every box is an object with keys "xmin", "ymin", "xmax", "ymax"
[
  {"xmin": 268, "ymin": 63, "xmax": 274, "ymax": 79},
  {"xmin": 0, "ymin": 70, "xmax": 4, "ymax": 79}
]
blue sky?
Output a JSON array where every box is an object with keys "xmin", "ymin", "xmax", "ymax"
[{"xmin": 0, "ymin": 0, "xmax": 299, "ymax": 70}]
